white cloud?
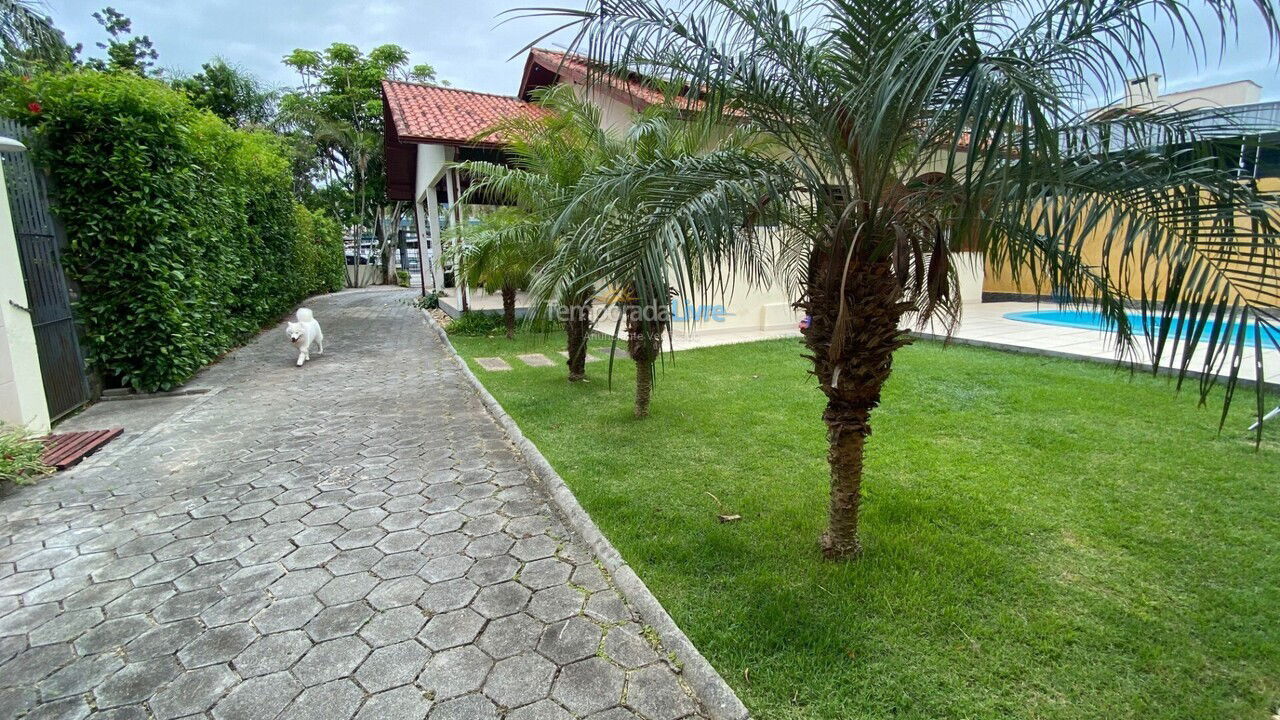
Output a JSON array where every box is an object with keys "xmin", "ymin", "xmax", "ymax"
[
  {"xmin": 43, "ymin": 0, "xmax": 1280, "ymax": 100},
  {"xmin": 46, "ymin": 0, "xmax": 573, "ymax": 94}
]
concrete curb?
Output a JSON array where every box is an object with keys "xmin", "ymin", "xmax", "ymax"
[
  {"xmin": 910, "ymin": 330, "xmax": 1280, "ymax": 393},
  {"xmin": 421, "ymin": 310, "xmax": 750, "ymax": 720}
]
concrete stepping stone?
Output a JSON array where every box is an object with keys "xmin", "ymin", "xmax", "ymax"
[
  {"xmin": 475, "ymin": 357, "xmax": 512, "ymax": 372},
  {"xmin": 517, "ymin": 354, "xmax": 555, "ymax": 367},
  {"xmin": 556, "ymin": 351, "xmax": 601, "ymax": 363}
]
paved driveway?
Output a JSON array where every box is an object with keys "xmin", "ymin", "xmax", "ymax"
[{"xmin": 0, "ymin": 288, "xmax": 704, "ymax": 720}]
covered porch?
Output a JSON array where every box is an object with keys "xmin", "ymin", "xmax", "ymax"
[{"xmin": 382, "ymin": 79, "xmax": 549, "ymax": 313}]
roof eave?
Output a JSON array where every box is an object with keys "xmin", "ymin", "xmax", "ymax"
[
  {"xmin": 395, "ymin": 134, "xmax": 509, "ymax": 149},
  {"xmin": 517, "ymin": 51, "xmax": 540, "ymax": 100}
]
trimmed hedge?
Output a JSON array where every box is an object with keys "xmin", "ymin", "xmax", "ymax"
[
  {"xmin": 4, "ymin": 71, "xmax": 344, "ymax": 391},
  {"xmin": 293, "ymin": 204, "xmax": 346, "ymax": 298}
]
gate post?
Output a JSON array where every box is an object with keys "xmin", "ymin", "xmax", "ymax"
[{"xmin": 0, "ymin": 137, "xmax": 50, "ymax": 433}]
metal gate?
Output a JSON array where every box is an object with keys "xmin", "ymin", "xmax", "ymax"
[{"xmin": 2, "ymin": 119, "xmax": 90, "ymax": 419}]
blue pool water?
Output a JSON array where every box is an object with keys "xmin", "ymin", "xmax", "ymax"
[{"xmin": 1004, "ymin": 308, "xmax": 1279, "ymax": 348}]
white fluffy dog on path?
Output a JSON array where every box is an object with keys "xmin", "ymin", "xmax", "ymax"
[{"xmin": 285, "ymin": 308, "xmax": 323, "ymax": 367}]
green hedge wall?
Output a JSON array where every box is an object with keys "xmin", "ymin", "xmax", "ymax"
[{"xmin": 5, "ymin": 71, "xmax": 344, "ymax": 391}]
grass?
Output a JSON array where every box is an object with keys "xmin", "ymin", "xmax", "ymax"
[{"xmin": 449, "ymin": 329, "xmax": 1280, "ymax": 720}]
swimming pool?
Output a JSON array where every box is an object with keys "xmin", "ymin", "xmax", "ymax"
[{"xmin": 1003, "ymin": 307, "xmax": 1279, "ymax": 347}]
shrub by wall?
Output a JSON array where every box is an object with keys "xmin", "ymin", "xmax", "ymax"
[{"xmin": 4, "ymin": 71, "xmax": 343, "ymax": 391}]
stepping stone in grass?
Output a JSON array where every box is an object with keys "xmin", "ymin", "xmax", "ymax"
[
  {"xmin": 517, "ymin": 353, "xmax": 555, "ymax": 367},
  {"xmin": 475, "ymin": 357, "xmax": 512, "ymax": 371},
  {"xmin": 556, "ymin": 351, "xmax": 601, "ymax": 363}
]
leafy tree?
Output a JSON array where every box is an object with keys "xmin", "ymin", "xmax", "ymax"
[
  {"xmin": 85, "ymin": 6, "xmax": 158, "ymax": 76},
  {"xmin": 280, "ymin": 43, "xmax": 439, "ymax": 285},
  {"xmin": 526, "ymin": 0, "xmax": 1280, "ymax": 559},
  {"xmin": 174, "ymin": 58, "xmax": 275, "ymax": 128}
]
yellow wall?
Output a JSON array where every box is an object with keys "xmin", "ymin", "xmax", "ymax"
[{"xmin": 983, "ymin": 177, "xmax": 1280, "ymax": 304}]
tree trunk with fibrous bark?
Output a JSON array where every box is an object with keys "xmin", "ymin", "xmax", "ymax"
[
  {"xmin": 800, "ymin": 245, "xmax": 913, "ymax": 560},
  {"xmin": 564, "ymin": 298, "xmax": 593, "ymax": 382},
  {"xmin": 501, "ymin": 285, "xmax": 517, "ymax": 339},
  {"xmin": 626, "ymin": 291, "xmax": 668, "ymax": 419}
]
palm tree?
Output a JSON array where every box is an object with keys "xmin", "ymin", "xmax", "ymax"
[
  {"xmin": 520, "ymin": 0, "xmax": 1280, "ymax": 559},
  {"xmin": 0, "ymin": 0, "xmax": 65, "ymax": 64},
  {"xmin": 464, "ymin": 87, "xmax": 736, "ymax": 413},
  {"xmin": 453, "ymin": 208, "xmax": 549, "ymax": 338},
  {"xmin": 551, "ymin": 107, "xmax": 763, "ymax": 417},
  {"xmin": 456, "ymin": 84, "xmax": 622, "ymax": 380}
]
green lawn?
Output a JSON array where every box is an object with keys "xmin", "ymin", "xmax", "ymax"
[{"xmin": 448, "ymin": 328, "xmax": 1280, "ymax": 720}]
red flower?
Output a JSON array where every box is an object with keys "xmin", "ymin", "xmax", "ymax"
[{"xmin": 27, "ymin": 102, "xmax": 41, "ymax": 114}]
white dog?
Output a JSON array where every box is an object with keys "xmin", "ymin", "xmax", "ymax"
[{"xmin": 285, "ymin": 308, "xmax": 323, "ymax": 367}]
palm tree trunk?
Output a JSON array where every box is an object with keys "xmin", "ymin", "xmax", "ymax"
[
  {"xmin": 802, "ymin": 252, "xmax": 913, "ymax": 560},
  {"xmin": 564, "ymin": 299, "xmax": 592, "ymax": 382},
  {"xmin": 820, "ymin": 406, "xmax": 869, "ymax": 558},
  {"xmin": 626, "ymin": 303, "xmax": 664, "ymax": 419},
  {"xmin": 501, "ymin": 285, "xmax": 517, "ymax": 339},
  {"xmin": 634, "ymin": 354, "xmax": 654, "ymax": 417}
]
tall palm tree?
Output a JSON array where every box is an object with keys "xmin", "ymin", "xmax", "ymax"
[
  {"xmin": 457, "ymin": 84, "xmax": 622, "ymax": 380},
  {"xmin": 453, "ymin": 208, "xmax": 549, "ymax": 338},
  {"xmin": 519, "ymin": 0, "xmax": 1280, "ymax": 559}
]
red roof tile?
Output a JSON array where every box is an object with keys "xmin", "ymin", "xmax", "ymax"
[
  {"xmin": 525, "ymin": 49, "xmax": 658, "ymax": 109},
  {"xmin": 382, "ymin": 80, "xmax": 547, "ymax": 145},
  {"xmin": 522, "ymin": 48, "xmax": 711, "ymax": 113}
]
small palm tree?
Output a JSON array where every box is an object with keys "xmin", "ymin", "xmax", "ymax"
[
  {"xmin": 457, "ymin": 85, "xmax": 623, "ymax": 379},
  {"xmin": 453, "ymin": 208, "xmax": 548, "ymax": 338},
  {"xmin": 522, "ymin": 0, "xmax": 1280, "ymax": 559},
  {"xmin": 551, "ymin": 107, "xmax": 763, "ymax": 417}
]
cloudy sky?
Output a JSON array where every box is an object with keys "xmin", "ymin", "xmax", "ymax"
[{"xmin": 42, "ymin": 0, "xmax": 1280, "ymax": 102}]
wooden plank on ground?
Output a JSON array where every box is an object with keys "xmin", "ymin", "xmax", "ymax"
[{"xmin": 42, "ymin": 428, "xmax": 123, "ymax": 470}]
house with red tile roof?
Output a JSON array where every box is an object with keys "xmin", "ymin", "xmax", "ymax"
[
  {"xmin": 383, "ymin": 48, "xmax": 680, "ymax": 294},
  {"xmin": 382, "ymin": 48, "xmax": 802, "ymax": 333}
]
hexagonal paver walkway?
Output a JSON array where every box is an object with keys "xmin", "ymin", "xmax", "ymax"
[{"xmin": 0, "ymin": 288, "xmax": 706, "ymax": 720}]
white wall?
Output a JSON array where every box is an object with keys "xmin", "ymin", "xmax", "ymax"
[
  {"xmin": 569, "ymin": 82, "xmax": 638, "ymax": 133},
  {"xmin": 1155, "ymin": 80, "xmax": 1262, "ymax": 111},
  {"xmin": 669, "ymin": 272, "xmax": 798, "ymax": 336},
  {"xmin": 663, "ymin": 251, "xmax": 985, "ymax": 337},
  {"xmin": 0, "ymin": 152, "xmax": 50, "ymax": 433},
  {"xmin": 955, "ymin": 252, "xmax": 985, "ymax": 306},
  {"xmin": 555, "ymin": 80, "xmax": 987, "ymax": 336},
  {"xmin": 415, "ymin": 144, "xmax": 454, "ymax": 290}
]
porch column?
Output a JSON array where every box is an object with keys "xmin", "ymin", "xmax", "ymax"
[
  {"xmin": 413, "ymin": 197, "xmax": 438, "ymax": 292},
  {"xmin": 445, "ymin": 168, "xmax": 469, "ymax": 312},
  {"xmin": 423, "ymin": 186, "xmax": 445, "ymax": 291}
]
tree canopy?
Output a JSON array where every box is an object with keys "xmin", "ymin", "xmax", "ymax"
[{"xmin": 173, "ymin": 58, "xmax": 275, "ymax": 128}]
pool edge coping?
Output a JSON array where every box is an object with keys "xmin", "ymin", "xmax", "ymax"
[{"xmin": 912, "ymin": 330, "xmax": 1280, "ymax": 393}]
